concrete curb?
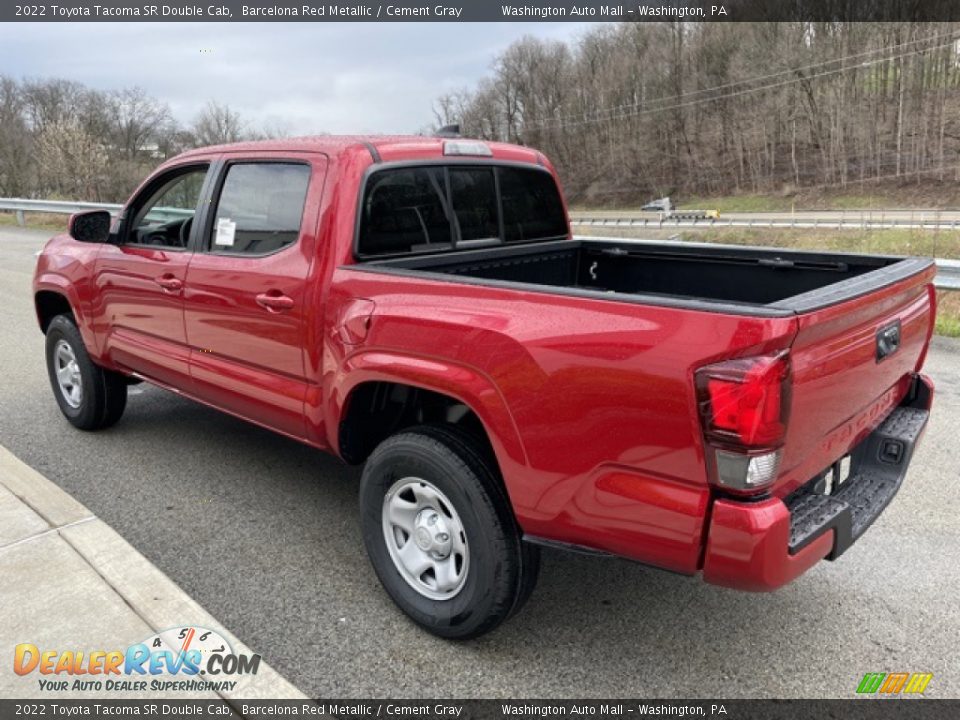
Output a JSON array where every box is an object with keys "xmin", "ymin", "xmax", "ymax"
[
  {"xmin": 0, "ymin": 445, "xmax": 308, "ymax": 702},
  {"xmin": 0, "ymin": 446, "xmax": 91, "ymax": 528}
]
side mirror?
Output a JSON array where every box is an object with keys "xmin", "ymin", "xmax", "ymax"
[{"xmin": 69, "ymin": 210, "xmax": 112, "ymax": 244}]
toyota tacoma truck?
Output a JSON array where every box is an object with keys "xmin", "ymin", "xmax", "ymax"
[{"xmin": 33, "ymin": 135, "xmax": 935, "ymax": 639}]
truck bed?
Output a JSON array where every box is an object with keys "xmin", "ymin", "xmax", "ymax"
[
  {"xmin": 349, "ymin": 232, "xmax": 935, "ymax": 548},
  {"xmin": 366, "ymin": 237, "xmax": 932, "ymax": 315}
]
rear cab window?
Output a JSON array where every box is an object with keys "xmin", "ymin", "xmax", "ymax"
[{"xmin": 357, "ymin": 164, "xmax": 567, "ymax": 259}]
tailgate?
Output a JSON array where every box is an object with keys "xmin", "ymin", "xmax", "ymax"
[{"xmin": 774, "ymin": 261, "xmax": 936, "ymax": 498}]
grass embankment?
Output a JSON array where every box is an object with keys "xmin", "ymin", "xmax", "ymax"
[
  {"xmin": 0, "ymin": 212, "xmax": 70, "ymax": 232},
  {"xmin": 585, "ymin": 181, "xmax": 960, "ymax": 213},
  {"xmin": 676, "ymin": 193, "xmax": 930, "ymax": 213},
  {"xmin": 936, "ymin": 292, "xmax": 960, "ymax": 338},
  {"xmin": 669, "ymin": 226, "xmax": 959, "ymax": 259},
  {"xmin": 578, "ymin": 225, "xmax": 960, "ymax": 337}
]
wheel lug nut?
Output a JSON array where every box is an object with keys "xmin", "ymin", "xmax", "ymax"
[{"xmin": 437, "ymin": 533, "xmax": 449, "ymax": 542}]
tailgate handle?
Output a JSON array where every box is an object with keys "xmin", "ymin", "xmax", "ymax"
[{"xmin": 876, "ymin": 320, "xmax": 901, "ymax": 362}]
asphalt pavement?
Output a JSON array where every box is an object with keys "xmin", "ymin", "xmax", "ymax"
[
  {"xmin": 1, "ymin": 224, "xmax": 958, "ymax": 698},
  {"xmin": 0, "ymin": 445, "xmax": 304, "ymax": 700}
]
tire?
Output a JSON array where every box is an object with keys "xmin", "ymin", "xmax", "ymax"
[
  {"xmin": 359, "ymin": 424, "xmax": 540, "ymax": 639},
  {"xmin": 45, "ymin": 315, "xmax": 127, "ymax": 431}
]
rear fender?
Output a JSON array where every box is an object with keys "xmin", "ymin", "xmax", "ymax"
[{"xmin": 329, "ymin": 349, "xmax": 528, "ymax": 491}]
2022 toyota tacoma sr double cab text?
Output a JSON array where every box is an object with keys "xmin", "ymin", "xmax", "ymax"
[{"xmin": 34, "ymin": 135, "xmax": 935, "ymax": 639}]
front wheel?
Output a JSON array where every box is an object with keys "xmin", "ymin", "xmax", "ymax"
[
  {"xmin": 359, "ymin": 424, "xmax": 539, "ymax": 639},
  {"xmin": 45, "ymin": 315, "xmax": 127, "ymax": 431}
]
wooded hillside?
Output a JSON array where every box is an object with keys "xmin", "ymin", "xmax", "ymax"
[{"xmin": 434, "ymin": 22, "xmax": 960, "ymax": 206}]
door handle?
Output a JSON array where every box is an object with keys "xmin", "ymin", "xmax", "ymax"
[
  {"xmin": 256, "ymin": 292, "xmax": 294, "ymax": 312},
  {"xmin": 154, "ymin": 275, "xmax": 183, "ymax": 292}
]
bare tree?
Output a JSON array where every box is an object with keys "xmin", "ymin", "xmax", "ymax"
[
  {"xmin": 433, "ymin": 92, "xmax": 463, "ymax": 128},
  {"xmin": 0, "ymin": 76, "xmax": 33, "ymax": 196},
  {"xmin": 34, "ymin": 119, "xmax": 109, "ymax": 200},
  {"xmin": 246, "ymin": 119, "xmax": 293, "ymax": 141},
  {"xmin": 190, "ymin": 101, "xmax": 246, "ymax": 146},
  {"xmin": 106, "ymin": 86, "xmax": 172, "ymax": 159},
  {"xmin": 0, "ymin": 77, "xmax": 262, "ymax": 202},
  {"xmin": 20, "ymin": 78, "xmax": 87, "ymax": 135}
]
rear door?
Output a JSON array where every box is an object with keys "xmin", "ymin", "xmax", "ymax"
[
  {"xmin": 94, "ymin": 162, "xmax": 213, "ymax": 389},
  {"xmin": 183, "ymin": 153, "xmax": 326, "ymax": 439}
]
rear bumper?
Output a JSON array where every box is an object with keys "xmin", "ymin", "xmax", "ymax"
[{"xmin": 702, "ymin": 373, "xmax": 933, "ymax": 592}]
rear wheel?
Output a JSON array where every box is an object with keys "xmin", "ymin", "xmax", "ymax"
[
  {"xmin": 45, "ymin": 315, "xmax": 127, "ymax": 431},
  {"xmin": 359, "ymin": 424, "xmax": 539, "ymax": 639}
]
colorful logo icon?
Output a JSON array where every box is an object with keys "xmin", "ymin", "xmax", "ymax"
[
  {"xmin": 856, "ymin": 672, "xmax": 933, "ymax": 695},
  {"xmin": 14, "ymin": 626, "xmax": 260, "ymax": 693}
]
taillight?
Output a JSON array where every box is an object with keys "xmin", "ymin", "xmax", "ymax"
[{"xmin": 695, "ymin": 353, "xmax": 791, "ymax": 494}]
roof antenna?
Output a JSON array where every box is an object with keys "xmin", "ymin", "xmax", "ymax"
[{"xmin": 435, "ymin": 124, "xmax": 461, "ymax": 138}]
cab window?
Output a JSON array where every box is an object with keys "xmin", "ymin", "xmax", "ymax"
[
  {"xmin": 449, "ymin": 167, "xmax": 499, "ymax": 244},
  {"xmin": 499, "ymin": 166, "xmax": 568, "ymax": 243},
  {"xmin": 207, "ymin": 163, "xmax": 311, "ymax": 255},
  {"xmin": 127, "ymin": 165, "xmax": 208, "ymax": 249},
  {"xmin": 358, "ymin": 167, "xmax": 453, "ymax": 256}
]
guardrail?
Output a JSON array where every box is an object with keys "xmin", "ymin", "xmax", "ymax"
[
  {"xmin": 933, "ymin": 258, "xmax": 960, "ymax": 289},
  {"xmin": 0, "ymin": 198, "xmax": 189, "ymax": 224},
  {"xmin": 2, "ymin": 198, "xmax": 957, "ymax": 290},
  {"xmin": 571, "ymin": 214, "xmax": 960, "ymax": 231}
]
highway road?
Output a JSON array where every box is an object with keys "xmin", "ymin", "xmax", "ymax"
[
  {"xmin": 570, "ymin": 209, "xmax": 960, "ymax": 234},
  {"xmin": 1, "ymin": 225, "xmax": 958, "ymax": 698},
  {"xmin": 575, "ymin": 209, "xmax": 960, "ymax": 222}
]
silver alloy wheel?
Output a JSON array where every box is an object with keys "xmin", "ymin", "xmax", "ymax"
[
  {"xmin": 382, "ymin": 477, "xmax": 469, "ymax": 601},
  {"xmin": 54, "ymin": 339, "xmax": 83, "ymax": 409}
]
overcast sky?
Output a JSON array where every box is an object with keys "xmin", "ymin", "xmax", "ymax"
[{"xmin": 0, "ymin": 22, "xmax": 595, "ymax": 134}]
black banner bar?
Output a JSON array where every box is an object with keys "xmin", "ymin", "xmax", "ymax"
[
  {"xmin": 4, "ymin": 0, "xmax": 960, "ymax": 23},
  {"xmin": 1, "ymin": 700, "xmax": 958, "ymax": 720}
]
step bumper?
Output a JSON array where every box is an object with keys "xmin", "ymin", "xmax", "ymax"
[{"xmin": 702, "ymin": 373, "xmax": 933, "ymax": 591}]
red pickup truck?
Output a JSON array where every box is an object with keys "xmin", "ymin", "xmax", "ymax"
[{"xmin": 34, "ymin": 135, "xmax": 935, "ymax": 639}]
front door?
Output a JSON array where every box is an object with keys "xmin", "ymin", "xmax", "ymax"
[
  {"xmin": 183, "ymin": 156, "xmax": 324, "ymax": 439},
  {"xmin": 94, "ymin": 162, "xmax": 212, "ymax": 389}
]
